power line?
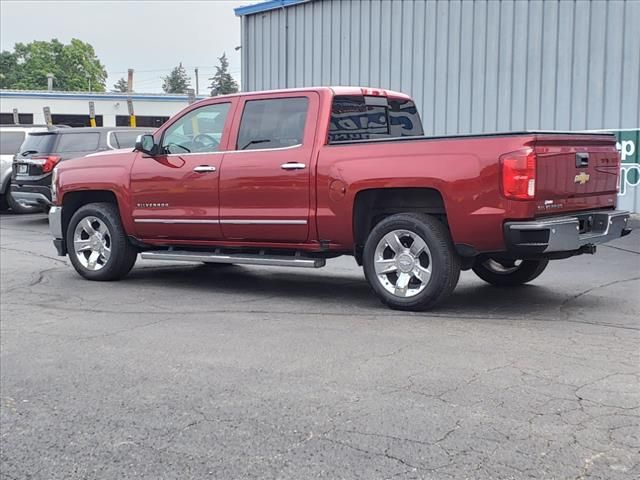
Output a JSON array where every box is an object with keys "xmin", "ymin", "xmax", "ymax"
[{"xmin": 109, "ymin": 65, "xmax": 240, "ymax": 75}]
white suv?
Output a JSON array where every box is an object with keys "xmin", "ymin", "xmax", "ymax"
[{"xmin": 0, "ymin": 125, "xmax": 48, "ymax": 213}]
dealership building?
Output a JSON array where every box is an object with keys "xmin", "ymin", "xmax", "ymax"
[
  {"xmin": 235, "ymin": 0, "xmax": 639, "ymax": 211},
  {"xmin": 0, "ymin": 90, "xmax": 200, "ymax": 128}
]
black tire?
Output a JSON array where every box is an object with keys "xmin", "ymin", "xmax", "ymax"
[
  {"xmin": 66, "ymin": 202, "xmax": 138, "ymax": 281},
  {"xmin": 6, "ymin": 190, "xmax": 42, "ymax": 214},
  {"xmin": 362, "ymin": 213, "xmax": 461, "ymax": 311},
  {"xmin": 472, "ymin": 258, "xmax": 549, "ymax": 287}
]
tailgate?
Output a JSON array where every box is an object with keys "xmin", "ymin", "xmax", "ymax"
[{"xmin": 534, "ymin": 133, "xmax": 619, "ymax": 213}]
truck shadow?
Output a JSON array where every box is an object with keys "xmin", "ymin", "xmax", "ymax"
[{"xmin": 125, "ymin": 263, "xmax": 591, "ymax": 319}]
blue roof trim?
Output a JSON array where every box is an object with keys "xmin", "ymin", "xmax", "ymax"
[
  {"xmin": 0, "ymin": 91, "xmax": 206, "ymax": 102},
  {"xmin": 235, "ymin": 0, "xmax": 309, "ymax": 17}
]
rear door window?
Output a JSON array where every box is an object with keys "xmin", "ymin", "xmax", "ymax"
[
  {"xmin": 0, "ymin": 131, "xmax": 25, "ymax": 154},
  {"xmin": 55, "ymin": 132, "xmax": 100, "ymax": 152},
  {"xmin": 329, "ymin": 96, "xmax": 424, "ymax": 143},
  {"xmin": 237, "ymin": 97, "xmax": 308, "ymax": 150}
]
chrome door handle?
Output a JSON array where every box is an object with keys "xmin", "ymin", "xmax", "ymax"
[
  {"xmin": 193, "ymin": 165, "xmax": 217, "ymax": 173},
  {"xmin": 281, "ymin": 162, "xmax": 306, "ymax": 170}
]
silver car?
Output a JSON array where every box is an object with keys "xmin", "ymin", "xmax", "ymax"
[{"xmin": 0, "ymin": 126, "xmax": 48, "ymax": 213}]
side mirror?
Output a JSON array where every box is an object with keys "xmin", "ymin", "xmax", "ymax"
[{"xmin": 135, "ymin": 134, "xmax": 157, "ymax": 155}]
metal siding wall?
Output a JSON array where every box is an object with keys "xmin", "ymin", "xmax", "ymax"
[{"xmin": 242, "ymin": 0, "xmax": 640, "ymax": 134}]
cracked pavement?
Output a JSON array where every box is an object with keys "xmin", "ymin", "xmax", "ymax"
[{"xmin": 1, "ymin": 212, "xmax": 639, "ymax": 479}]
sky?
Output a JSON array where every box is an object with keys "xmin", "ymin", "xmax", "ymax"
[{"xmin": 0, "ymin": 0, "xmax": 246, "ymax": 94}]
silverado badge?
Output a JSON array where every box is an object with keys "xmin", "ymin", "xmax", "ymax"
[{"xmin": 574, "ymin": 172, "xmax": 590, "ymax": 185}]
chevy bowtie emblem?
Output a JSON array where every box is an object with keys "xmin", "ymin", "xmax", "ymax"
[{"xmin": 574, "ymin": 172, "xmax": 590, "ymax": 185}]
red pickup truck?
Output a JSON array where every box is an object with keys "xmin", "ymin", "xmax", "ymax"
[{"xmin": 49, "ymin": 87, "xmax": 631, "ymax": 310}]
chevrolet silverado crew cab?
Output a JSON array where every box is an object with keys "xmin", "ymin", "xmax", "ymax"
[{"xmin": 48, "ymin": 87, "xmax": 631, "ymax": 311}]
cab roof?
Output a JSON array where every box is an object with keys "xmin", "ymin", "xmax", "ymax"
[{"xmin": 195, "ymin": 86, "xmax": 412, "ymax": 103}]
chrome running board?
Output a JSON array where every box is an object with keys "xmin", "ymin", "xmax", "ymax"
[{"xmin": 140, "ymin": 250, "xmax": 326, "ymax": 268}]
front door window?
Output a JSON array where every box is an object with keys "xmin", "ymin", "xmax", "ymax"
[{"xmin": 162, "ymin": 103, "xmax": 230, "ymax": 154}]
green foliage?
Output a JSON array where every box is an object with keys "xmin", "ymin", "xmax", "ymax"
[
  {"xmin": 0, "ymin": 51, "xmax": 18, "ymax": 87},
  {"xmin": 0, "ymin": 38, "xmax": 107, "ymax": 91},
  {"xmin": 209, "ymin": 53, "xmax": 238, "ymax": 96},
  {"xmin": 162, "ymin": 62, "xmax": 191, "ymax": 94},
  {"xmin": 113, "ymin": 77, "xmax": 128, "ymax": 92}
]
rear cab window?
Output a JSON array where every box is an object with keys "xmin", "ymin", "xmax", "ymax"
[
  {"xmin": 236, "ymin": 97, "xmax": 309, "ymax": 150},
  {"xmin": 0, "ymin": 131, "xmax": 26, "ymax": 154},
  {"xmin": 328, "ymin": 95, "xmax": 424, "ymax": 143}
]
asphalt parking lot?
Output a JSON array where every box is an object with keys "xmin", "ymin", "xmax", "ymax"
[{"xmin": 1, "ymin": 211, "xmax": 638, "ymax": 480}]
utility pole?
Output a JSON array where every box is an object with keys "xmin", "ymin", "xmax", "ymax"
[
  {"xmin": 46, "ymin": 73, "xmax": 54, "ymax": 91},
  {"xmin": 127, "ymin": 69, "xmax": 135, "ymax": 127},
  {"xmin": 194, "ymin": 68, "xmax": 199, "ymax": 96},
  {"xmin": 127, "ymin": 68, "xmax": 134, "ymax": 92}
]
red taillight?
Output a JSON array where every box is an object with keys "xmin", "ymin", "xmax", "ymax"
[
  {"xmin": 33, "ymin": 156, "xmax": 61, "ymax": 173},
  {"xmin": 500, "ymin": 148, "xmax": 536, "ymax": 200}
]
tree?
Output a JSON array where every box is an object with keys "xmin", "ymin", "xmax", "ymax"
[
  {"xmin": 162, "ymin": 62, "xmax": 190, "ymax": 94},
  {"xmin": 0, "ymin": 39, "xmax": 107, "ymax": 91},
  {"xmin": 112, "ymin": 77, "xmax": 128, "ymax": 92},
  {"xmin": 0, "ymin": 51, "xmax": 18, "ymax": 89},
  {"xmin": 208, "ymin": 53, "xmax": 238, "ymax": 96}
]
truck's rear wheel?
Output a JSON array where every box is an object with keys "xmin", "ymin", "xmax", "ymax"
[
  {"xmin": 362, "ymin": 213, "xmax": 461, "ymax": 311},
  {"xmin": 66, "ymin": 203, "xmax": 137, "ymax": 281},
  {"xmin": 472, "ymin": 258, "xmax": 548, "ymax": 286}
]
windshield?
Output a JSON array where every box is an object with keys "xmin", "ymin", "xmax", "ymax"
[{"xmin": 19, "ymin": 132, "xmax": 56, "ymax": 155}]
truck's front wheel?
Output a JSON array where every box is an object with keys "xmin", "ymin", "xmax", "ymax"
[
  {"xmin": 66, "ymin": 203, "xmax": 137, "ymax": 281},
  {"xmin": 362, "ymin": 213, "xmax": 461, "ymax": 311},
  {"xmin": 472, "ymin": 258, "xmax": 548, "ymax": 286}
]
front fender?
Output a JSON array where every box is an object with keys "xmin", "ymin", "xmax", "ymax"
[{"xmin": 58, "ymin": 163, "xmax": 135, "ymax": 235}]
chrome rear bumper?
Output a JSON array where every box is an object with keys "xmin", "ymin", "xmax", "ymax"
[{"xmin": 505, "ymin": 210, "xmax": 631, "ymax": 254}]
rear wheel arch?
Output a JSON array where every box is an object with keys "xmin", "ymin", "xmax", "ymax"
[{"xmin": 352, "ymin": 187, "xmax": 449, "ymax": 263}]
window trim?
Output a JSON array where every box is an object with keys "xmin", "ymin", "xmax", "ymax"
[
  {"xmin": 106, "ymin": 131, "xmax": 117, "ymax": 150},
  {"xmin": 162, "ymin": 143, "xmax": 303, "ymax": 158}
]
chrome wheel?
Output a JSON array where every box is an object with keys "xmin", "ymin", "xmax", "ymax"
[
  {"xmin": 73, "ymin": 216, "xmax": 111, "ymax": 271},
  {"xmin": 374, "ymin": 229, "xmax": 432, "ymax": 298},
  {"xmin": 482, "ymin": 259, "xmax": 523, "ymax": 275}
]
